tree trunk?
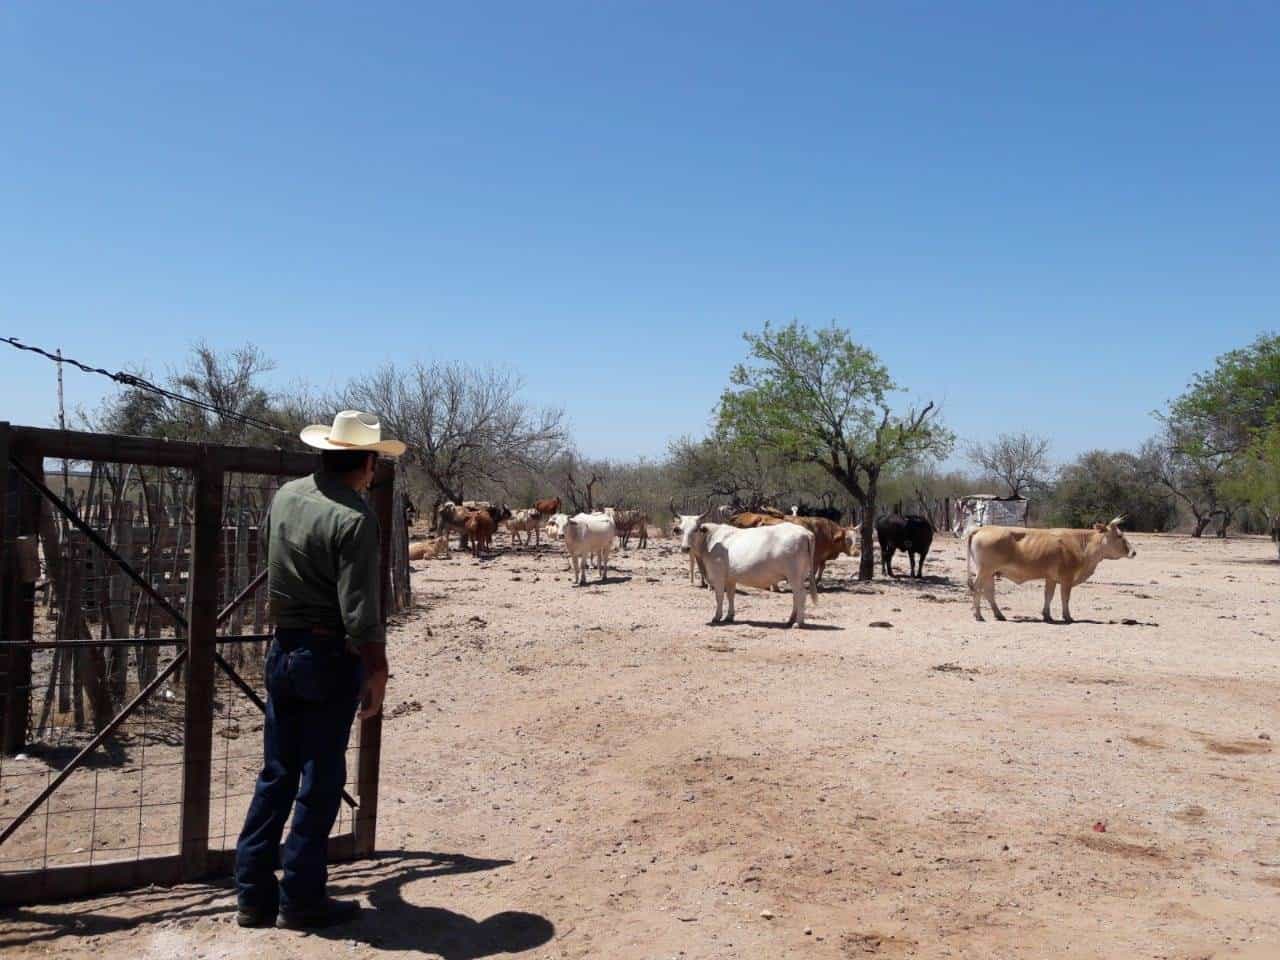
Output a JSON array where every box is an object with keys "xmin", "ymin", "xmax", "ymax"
[
  {"xmin": 1191, "ymin": 514, "xmax": 1211, "ymax": 537},
  {"xmin": 857, "ymin": 473, "xmax": 880, "ymax": 580},
  {"xmin": 857, "ymin": 503, "xmax": 876, "ymax": 580}
]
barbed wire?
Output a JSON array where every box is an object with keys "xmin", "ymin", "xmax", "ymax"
[{"xmin": 3, "ymin": 336, "xmax": 291, "ymax": 437}]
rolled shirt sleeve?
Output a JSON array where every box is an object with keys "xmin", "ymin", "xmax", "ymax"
[{"xmin": 336, "ymin": 513, "xmax": 384, "ymax": 647}]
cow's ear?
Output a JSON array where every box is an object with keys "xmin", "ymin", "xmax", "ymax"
[{"xmin": 1093, "ymin": 522, "xmax": 1106, "ymax": 532}]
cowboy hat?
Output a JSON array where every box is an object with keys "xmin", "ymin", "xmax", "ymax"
[{"xmin": 300, "ymin": 410, "xmax": 406, "ymax": 457}]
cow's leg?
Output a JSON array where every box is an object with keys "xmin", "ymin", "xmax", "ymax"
[
  {"xmin": 789, "ymin": 579, "xmax": 805, "ymax": 627},
  {"xmin": 971, "ymin": 574, "xmax": 984, "ymax": 621},
  {"xmin": 600, "ymin": 551, "xmax": 609, "ymax": 583},
  {"xmin": 711, "ymin": 582, "xmax": 724, "ymax": 624},
  {"xmin": 724, "ymin": 580, "xmax": 736, "ymax": 623},
  {"xmin": 982, "ymin": 574, "xmax": 1006, "ymax": 621},
  {"xmin": 1059, "ymin": 580, "xmax": 1074, "ymax": 624},
  {"xmin": 688, "ymin": 556, "xmax": 696, "ymax": 586},
  {"xmin": 1042, "ymin": 580, "xmax": 1057, "ymax": 622},
  {"xmin": 883, "ymin": 547, "xmax": 895, "ymax": 578}
]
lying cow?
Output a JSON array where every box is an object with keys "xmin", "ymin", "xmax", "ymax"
[
  {"xmin": 689, "ymin": 522, "xmax": 817, "ymax": 627},
  {"xmin": 408, "ymin": 535, "xmax": 449, "ymax": 561},
  {"xmin": 876, "ymin": 514, "xmax": 934, "ymax": 578},
  {"xmin": 564, "ymin": 512, "xmax": 616, "ymax": 585},
  {"xmin": 966, "ymin": 516, "xmax": 1137, "ymax": 623}
]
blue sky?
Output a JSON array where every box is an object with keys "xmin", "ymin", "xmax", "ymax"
[{"xmin": 2, "ymin": 2, "xmax": 1276, "ymax": 464}]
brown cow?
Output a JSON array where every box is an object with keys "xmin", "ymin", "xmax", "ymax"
[
  {"xmin": 534, "ymin": 496, "xmax": 561, "ymax": 517},
  {"xmin": 966, "ymin": 517, "xmax": 1137, "ymax": 623},
  {"xmin": 604, "ymin": 507, "xmax": 648, "ymax": 548},
  {"xmin": 792, "ymin": 517, "xmax": 859, "ymax": 581},
  {"xmin": 464, "ymin": 510, "xmax": 496, "ymax": 558}
]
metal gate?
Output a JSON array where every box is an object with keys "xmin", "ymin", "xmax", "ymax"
[{"xmin": 0, "ymin": 424, "xmax": 393, "ymax": 905}]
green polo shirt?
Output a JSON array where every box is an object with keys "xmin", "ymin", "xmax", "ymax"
[{"xmin": 265, "ymin": 472, "xmax": 384, "ymax": 647}]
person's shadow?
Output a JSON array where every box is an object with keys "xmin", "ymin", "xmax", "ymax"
[
  {"xmin": 315, "ymin": 851, "xmax": 555, "ymax": 957},
  {"xmin": 1, "ymin": 851, "xmax": 554, "ymax": 959}
]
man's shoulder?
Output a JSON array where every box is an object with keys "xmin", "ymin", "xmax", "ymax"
[{"xmin": 273, "ymin": 474, "xmax": 372, "ymax": 526}]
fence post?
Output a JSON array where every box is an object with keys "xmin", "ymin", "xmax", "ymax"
[
  {"xmin": 180, "ymin": 449, "xmax": 224, "ymax": 878},
  {"xmin": 354, "ymin": 460, "xmax": 393, "ymax": 856},
  {"xmin": 1, "ymin": 429, "xmax": 39, "ymax": 756}
]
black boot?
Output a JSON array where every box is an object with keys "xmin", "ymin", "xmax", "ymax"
[{"xmin": 276, "ymin": 897, "xmax": 361, "ymax": 930}]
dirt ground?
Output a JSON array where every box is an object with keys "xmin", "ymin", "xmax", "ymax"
[{"xmin": 2, "ymin": 530, "xmax": 1278, "ymax": 959}]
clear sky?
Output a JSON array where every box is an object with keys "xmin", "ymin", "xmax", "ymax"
[{"xmin": 3, "ymin": 3, "xmax": 1276, "ymax": 464}]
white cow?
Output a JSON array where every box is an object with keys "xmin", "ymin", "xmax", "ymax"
[
  {"xmin": 670, "ymin": 503, "xmax": 735, "ymax": 587},
  {"xmin": 563, "ymin": 512, "xmax": 617, "ymax": 586},
  {"xmin": 544, "ymin": 512, "xmax": 570, "ymax": 540},
  {"xmin": 672, "ymin": 513, "xmax": 708, "ymax": 586},
  {"xmin": 689, "ymin": 522, "xmax": 817, "ymax": 627}
]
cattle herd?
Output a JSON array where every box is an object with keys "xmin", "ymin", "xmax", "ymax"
[{"xmin": 420, "ymin": 498, "xmax": 1141, "ymax": 626}]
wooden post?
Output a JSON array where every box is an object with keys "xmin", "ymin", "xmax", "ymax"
[
  {"xmin": 354, "ymin": 460, "xmax": 393, "ymax": 856},
  {"xmin": 1, "ymin": 432, "xmax": 40, "ymax": 756},
  {"xmin": 180, "ymin": 450, "xmax": 224, "ymax": 878}
]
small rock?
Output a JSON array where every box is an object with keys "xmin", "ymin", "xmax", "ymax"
[
  {"xmin": 869, "ymin": 621, "xmax": 893, "ymax": 629},
  {"xmin": 1260, "ymin": 732, "xmax": 1272, "ymax": 741},
  {"xmin": 760, "ymin": 909, "xmax": 774, "ymax": 919},
  {"xmin": 804, "ymin": 927, "xmax": 813, "ymax": 936}
]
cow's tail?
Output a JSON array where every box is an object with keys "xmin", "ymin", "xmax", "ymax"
[{"xmin": 808, "ymin": 531, "xmax": 819, "ymax": 604}]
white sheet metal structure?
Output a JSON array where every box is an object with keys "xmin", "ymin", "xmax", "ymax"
[{"xmin": 953, "ymin": 494, "xmax": 1029, "ymax": 535}]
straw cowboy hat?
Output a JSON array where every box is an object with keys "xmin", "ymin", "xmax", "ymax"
[{"xmin": 300, "ymin": 410, "xmax": 406, "ymax": 457}]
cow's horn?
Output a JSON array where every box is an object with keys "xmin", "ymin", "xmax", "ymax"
[{"xmin": 1109, "ymin": 515, "xmax": 1127, "ymax": 527}]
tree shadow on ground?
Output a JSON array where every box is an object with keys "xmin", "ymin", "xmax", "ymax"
[{"xmin": 0, "ymin": 851, "xmax": 553, "ymax": 959}]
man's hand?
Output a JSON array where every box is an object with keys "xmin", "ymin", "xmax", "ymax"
[{"xmin": 357, "ymin": 642, "xmax": 389, "ymax": 720}]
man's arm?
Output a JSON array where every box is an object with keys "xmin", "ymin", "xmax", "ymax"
[{"xmin": 336, "ymin": 514, "xmax": 388, "ymax": 719}]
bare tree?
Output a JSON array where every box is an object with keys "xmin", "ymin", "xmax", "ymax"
[
  {"xmin": 342, "ymin": 361, "xmax": 567, "ymax": 513},
  {"xmin": 1139, "ymin": 432, "xmax": 1238, "ymax": 537},
  {"xmin": 564, "ymin": 462, "xmax": 605, "ymax": 513},
  {"xmin": 965, "ymin": 432, "xmax": 1051, "ymax": 498}
]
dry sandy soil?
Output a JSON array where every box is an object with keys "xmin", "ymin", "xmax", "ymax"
[{"xmin": 2, "ymin": 530, "xmax": 1278, "ymax": 959}]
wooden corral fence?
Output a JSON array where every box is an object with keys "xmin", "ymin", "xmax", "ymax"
[{"xmin": 0, "ymin": 423, "xmax": 410, "ymax": 906}]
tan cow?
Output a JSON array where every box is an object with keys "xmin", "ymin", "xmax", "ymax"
[
  {"xmin": 966, "ymin": 517, "xmax": 1137, "ymax": 623},
  {"xmin": 408, "ymin": 535, "xmax": 449, "ymax": 561},
  {"xmin": 505, "ymin": 508, "xmax": 544, "ymax": 547}
]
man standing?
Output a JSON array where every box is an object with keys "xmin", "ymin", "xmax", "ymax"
[{"xmin": 235, "ymin": 411, "xmax": 404, "ymax": 930}]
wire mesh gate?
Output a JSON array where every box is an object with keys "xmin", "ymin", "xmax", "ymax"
[{"xmin": 0, "ymin": 424, "xmax": 396, "ymax": 905}]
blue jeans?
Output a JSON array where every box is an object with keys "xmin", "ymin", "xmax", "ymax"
[{"xmin": 234, "ymin": 628, "xmax": 362, "ymax": 912}]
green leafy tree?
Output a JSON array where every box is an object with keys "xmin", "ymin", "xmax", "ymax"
[
  {"xmin": 1049, "ymin": 450, "xmax": 1176, "ymax": 532},
  {"xmin": 1223, "ymin": 425, "xmax": 1280, "ymax": 557},
  {"xmin": 716, "ymin": 321, "xmax": 953, "ymax": 579},
  {"xmin": 1167, "ymin": 333, "xmax": 1280, "ymax": 456}
]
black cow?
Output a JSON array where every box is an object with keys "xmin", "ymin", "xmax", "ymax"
[
  {"xmin": 792, "ymin": 501, "xmax": 843, "ymax": 524},
  {"xmin": 875, "ymin": 513, "xmax": 934, "ymax": 578}
]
